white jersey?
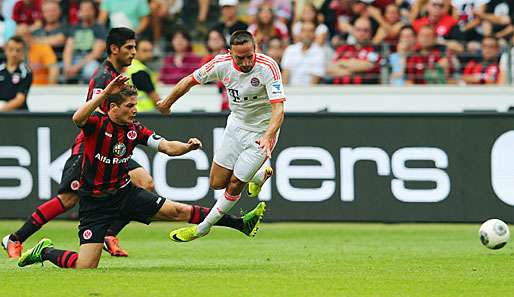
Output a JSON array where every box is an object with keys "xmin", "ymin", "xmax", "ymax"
[{"xmin": 193, "ymin": 53, "xmax": 286, "ymax": 132}]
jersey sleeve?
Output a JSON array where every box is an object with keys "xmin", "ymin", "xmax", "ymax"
[
  {"xmin": 263, "ymin": 58, "xmax": 286, "ymax": 103},
  {"xmin": 82, "ymin": 114, "xmax": 102, "ymax": 135},
  {"xmin": 135, "ymin": 121, "xmax": 156, "ymax": 145},
  {"xmin": 87, "ymin": 71, "xmax": 110, "ymax": 101},
  {"xmin": 131, "ymin": 70, "xmax": 155, "ymax": 93},
  {"xmin": 192, "ymin": 56, "xmax": 222, "ymax": 84},
  {"xmin": 17, "ymin": 67, "xmax": 32, "ymax": 96}
]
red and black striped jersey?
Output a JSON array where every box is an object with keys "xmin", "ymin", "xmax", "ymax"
[
  {"xmin": 71, "ymin": 60, "xmax": 120, "ymax": 156},
  {"xmin": 79, "ymin": 112, "xmax": 154, "ymax": 197}
]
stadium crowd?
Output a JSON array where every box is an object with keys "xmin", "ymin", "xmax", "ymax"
[{"xmin": 0, "ymin": 0, "xmax": 512, "ymax": 92}]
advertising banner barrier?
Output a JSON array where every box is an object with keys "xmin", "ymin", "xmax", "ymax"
[{"xmin": 1, "ymin": 112, "xmax": 514, "ymax": 222}]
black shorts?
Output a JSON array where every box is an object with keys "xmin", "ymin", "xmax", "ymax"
[
  {"xmin": 78, "ymin": 183, "xmax": 166, "ymax": 244},
  {"xmin": 58, "ymin": 155, "xmax": 143, "ymax": 194}
]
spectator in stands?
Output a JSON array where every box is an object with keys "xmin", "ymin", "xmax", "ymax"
[
  {"xmin": 0, "ymin": 36, "xmax": 32, "ymax": 111},
  {"xmin": 389, "ymin": 25, "xmax": 417, "ymax": 85},
  {"xmin": 372, "ymin": 4, "xmax": 404, "ymax": 46},
  {"xmin": 291, "ymin": 3, "xmax": 329, "ymax": 46},
  {"xmin": 12, "ymin": 0, "xmax": 42, "ymax": 31},
  {"xmin": 453, "ymin": 0, "xmax": 488, "ymax": 51},
  {"xmin": 98, "ymin": 0, "xmax": 149, "ymax": 35},
  {"xmin": 327, "ymin": 17, "xmax": 382, "ymax": 84},
  {"xmin": 159, "ymin": 30, "xmax": 201, "ymax": 84},
  {"xmin": 265, "ymin": 36, "xmax": 285, "ymax": 67},
  {"xmin": 282, "ymin": 21, "xmax": 326, "ymax": 85},
  {"xmin": 32, "ymin": 1, "xmax": 67, "ymax": 60},
  {"xmin": 211, "ymin": 0, "xmax": 248, "ymax": 44},
  {"xmin": 413, "ymin": 0, "xmax": 463, "ymax": 52},
  {"xmin": 461, "ymin": 36, "xmax": 500, "ymax": 84},
  {"xmin": 248, "ymin": 0, "xmax": 292, "ymax": 24},
  {"xmin": 201, "ymin": 29, "xmax": 229, "ymax": 111},
  {"xmin": 126, "ymin": 39, "xmax": 161, "ymax": 112},
  {"xmin": 405, "ymin": 25, "xmax": 452, "ymax": 84},
  {"xmin": 19, "ymin": 24, "xmax": 57, "ymax": 85},
  {"xmin": 320, "ymin": 0, "xmax": 354, "ymax": 41},
  {"xmin": 476, "ymin": 0, "xmax": 514, "ymax": 40},
  {"xmin": 62, "ymin": 0, "xmax": 106, "ymax": 83},
  {"xmin": 248, "ymin": 3, "xmax": 289, "ymax": 52}
]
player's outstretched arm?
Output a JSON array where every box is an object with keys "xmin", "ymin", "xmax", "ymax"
[
  {"xmin": 157, "ymin": 138, "xmax": 203, "ymax": 156},
  {"xmin": 156, "ymin": 74, "xmax": 198, "ymax": 112},
  {"xmin": 72, "ymin": 74, "xmax": 129, "ymax": 127}
]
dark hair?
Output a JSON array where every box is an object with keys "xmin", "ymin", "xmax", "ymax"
[
  {"xmin": 399, "ymin": 25, "xmax": 415, "ymax": 34},
  {"xmin": 106, "ymin": 27, "xmax": 136, "ymax": 55},
  {"xmin": 170, "ymin": 30, "xmax": 192, "ymax": 52},
  {"xmin": 230, "ymin": 30, "xmax": 255, "ymax": 47},
  {"xmin": 7, "ymin": 35, "xmax": 26, "ymax": 48},
  {"xmin": 107, "ymin": 84, "xmax": 138, "ymax": 108},
  {"xmin": 205, "ymin": 29, "xmax": 228, "ymax": 52}
]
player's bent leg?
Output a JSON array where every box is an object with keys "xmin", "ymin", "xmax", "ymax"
[
  {"xmin": 247, "ymin": 166, "xmax": 274, "ymax": 198},
  {"xmin": 129, "ymin": 167, "xmax": 155, "ymax": 192},
  {"xmin": 76, "ymin": 243, "xmax": 103, "ymax": 269},
  {"xmin": 3, "ymin": 192, "xmax": 78, "ymax": 258},
  {"xmin": 153, "ymin": 200, "xmax": 192, "ymax": 221},
  {"xmin": 209, "ymin": 162, "xmax": 233, "ymax": 190}
]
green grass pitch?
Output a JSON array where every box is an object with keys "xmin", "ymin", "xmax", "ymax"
[{"xmin": 1, "ymin": 220, "xmax": 514, "ymax": 296}]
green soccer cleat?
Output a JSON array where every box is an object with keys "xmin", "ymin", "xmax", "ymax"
[
  {"xmin": 241, "ymin": 202, "xmax": 267, "ymax": 237},
  {"xmin": 169, "ymin": 226, "xmax": 207, "ymax": 243},
  {"xmin": 247, "ymin": 167, "xmax": 273, "ymax": 198},
  {"xmin": 18, "ymin": 238, "xmax": 53, "ymax": 267}
]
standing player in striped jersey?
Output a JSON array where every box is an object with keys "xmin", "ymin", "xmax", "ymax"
[
  {"xmin": 2, "ymin": 27, "xmax": 156, "ymax": 258},
  {"xmin": 17, "ymin": 77, "xmax": 265, "ymax": 269},
  {"xmin": 158, "ymin": 30, "xmax": 285, "ymax": 242}
]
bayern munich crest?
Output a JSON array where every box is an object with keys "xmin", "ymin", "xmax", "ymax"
[
  {"xmin": 127, "ymin": 130, "xmax": 137, "ymax": 140},
  {"xmin": 113, "ymin": 143, "xmax": 127, "ymax": 157},
  {"xmin": 251, "ymin": 77, "xmax": 260, "ymax": 87}
]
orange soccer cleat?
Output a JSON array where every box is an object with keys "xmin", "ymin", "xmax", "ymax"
[
  {"xmin": 103, "ymin": 236, "xmax": 128, "ymax": 257},
  {"xmin": 2, "ymin": 235, "xmax": 24, "ymax": 258}
]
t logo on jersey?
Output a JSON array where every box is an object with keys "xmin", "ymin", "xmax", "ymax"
[{"xmin": 228, "ymin": 88, "xmax": 241, "ymax": 102}]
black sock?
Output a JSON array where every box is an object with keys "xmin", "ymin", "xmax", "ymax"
[
  {"xmin": 42, "ymin": 247, "xmax": 78, "ymax": 269},
  {"xmin": 105, "ymin": 220, "xmax": 130, "ymax": 237},
  {"xmin": 13, "ymin": 220, "xmax": 41, "ymax": 243}
]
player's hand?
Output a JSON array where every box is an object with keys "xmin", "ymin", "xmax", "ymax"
[
  {"xmin": 104, "ymin": 74, "xmax": 130, "ymax": 95},
  {"xmin": 156, "ymin": 99, "xmax": 171, "ymax": 114},
  {"xmin": 187, "ymin": 138, "xmax": 203, "ymax": 150},
  {"xmin": 256, "ymin": 135, "xmax": 274, "ymax": 159}
]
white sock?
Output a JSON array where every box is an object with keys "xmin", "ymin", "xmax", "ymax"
[
  {"xmin": 197, "ymin": 191, "xmax": 241, "ymax": 235},
  {"xmin": 250, "ymin": 168, "xmax": 267, "ymax": 184}
]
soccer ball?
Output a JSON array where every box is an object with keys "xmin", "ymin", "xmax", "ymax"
[{"xmin": 479, "ymin": 219, "xmax": 510, "ymax": 250}]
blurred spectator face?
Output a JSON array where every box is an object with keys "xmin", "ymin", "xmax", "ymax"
[
  {"xmin": 172, "ymin": 32, "xmax": 190, "ymax": 53},
  {"xmin": 384, "ymin": 4, "xmax": 400, "ymax": 24},
  {"xmin": 78, "ymin": 1, "xmax": 96, "ymax": 22},
  {"xmin": 353, "ymin": 17, "xmax": 372, "ymax": 45},
  {"xmin": 5, "ymin": 39, "xmax": 25, "ymax": 65},
  {"xmin": 266, "ymin": 38, "xmax": 284, "ymax": 63},
  {"xmin": 42, "ymin": 1, "xmax": 61, "ymax": 24},
  {"xmin": 418, "ymin": 26, "xmax": 435, "ymax": 49},
  {"xmin": 427, "ymin": 0, "xmax": 445, "ymax": 20},
  {"xmin": 207, "ymin": 30, "xmax": 226, "ymax": 53},
  {"xmin": 257, "ymin": 6, "xmax": 274, "ymax": 25},
  {"xmin": 221, "ymin": 5, "xmax": 237, "ymax": 21},
  {"xmin": 300, "ymin": 22, "xmax": 316, "ymax": 46},
  {"xmin": 398, "ymin": 27, "xmax": 416, "ymax": 50},
  {"xmin": 301, "ymin": 4, "xmax": 317, "ymax": 22},
  {"xmin": 352, "ymin": 1, "xmax": 367, "ymax": 15},
  {"xmin": 136, "ymin": 40, "xmax": 153, "ymax": 63},
  {"xmin": 482, "ymin": 37, "xmax": 499, "ymax": 61}
]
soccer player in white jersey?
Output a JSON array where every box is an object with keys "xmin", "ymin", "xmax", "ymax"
[{"xmin": 157, "ymin": 30, "xmax": 285, "ymax": 242}]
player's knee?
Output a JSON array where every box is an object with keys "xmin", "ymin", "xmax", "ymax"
[
  {"xmin": 209, "ymin": 179, "xmax": 226, "ymax": 190},
  {"xmin": 58, "ymin": 193, "xmax": 79, "ymax": 209}
]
